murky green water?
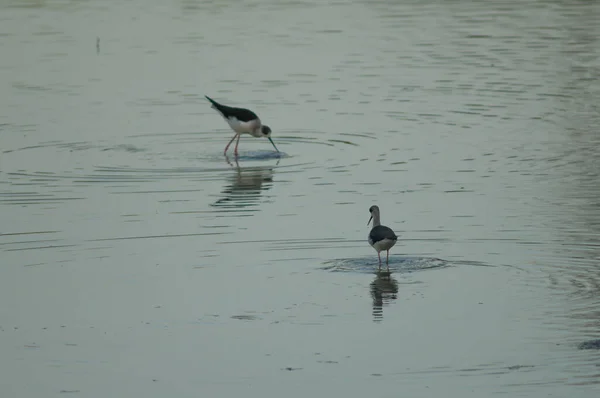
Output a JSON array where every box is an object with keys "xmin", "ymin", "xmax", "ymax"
[{"xmin": 1, "ymin": 0, "xmax": 599, "ymax": 397}]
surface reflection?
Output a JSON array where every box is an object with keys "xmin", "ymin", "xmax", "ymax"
[
  {"xmin": 211, "ymin": 157, "xmax": 277, "ymax": 210},
  {"xmin": 370, "ymin": 271, "xmax": 398, "ymax": 323}
]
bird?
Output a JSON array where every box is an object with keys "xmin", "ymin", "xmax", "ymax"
[
  {"xmin": 367, "ymin": 205, "xmax": 398, "ymax": 270},
  {"xmin": 205, "ymin": 96, "xmax": 279, "ymax": 156}
]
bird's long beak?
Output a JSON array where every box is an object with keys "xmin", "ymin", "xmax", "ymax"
[
  {"xmin": 367, "ymin": 215, "xmax": 373, "ymax": 226},
  {"xmin": 268, "ymin": 137, "xmax": 280, "ymax": 153}
]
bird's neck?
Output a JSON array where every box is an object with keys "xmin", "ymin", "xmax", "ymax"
[{"xmin": 372, "ymin": 214, "xmax": 381, "ymax": 227}]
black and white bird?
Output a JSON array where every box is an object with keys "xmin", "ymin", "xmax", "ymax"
[
  {"xmin": 205, "ymin": 96, "xmax": 279, "ymax": 156},
  {"xmin": 367, "ymin": 205, "xmax": 398, "ymax": 269}
]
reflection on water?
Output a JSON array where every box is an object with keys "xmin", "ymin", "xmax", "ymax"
[
  {"xmin": 211, "ymin": 156, "xmax": 277, "ymax": 210},
  {"xmin": 370, "ymin": 271, "xmax": 398, "ymax": 323}
]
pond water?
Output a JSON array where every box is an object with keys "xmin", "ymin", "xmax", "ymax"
[{"xmin": 1, "ymin": 0, "xmax": 599, "ymax": 397}]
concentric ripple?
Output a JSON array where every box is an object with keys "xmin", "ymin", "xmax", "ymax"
[{"xmin": 321, "ymin": 256, "xmax": 450, "ymax": 274}]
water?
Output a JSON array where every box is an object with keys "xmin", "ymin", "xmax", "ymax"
[{"xmin": 1, "ymin": 0, "xmax": 599, "ymax": 396}]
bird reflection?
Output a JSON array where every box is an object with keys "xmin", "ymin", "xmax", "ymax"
[
  {"xmin": 370, "ymin": 271, "xmax": 399, "ymax": 323},
  {"xmin": 211, "ymin": 156, "xmax": 278, "ymax": 210}
]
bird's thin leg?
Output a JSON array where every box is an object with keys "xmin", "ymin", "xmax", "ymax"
[
  {"xmin": 378, "ymin": 252, "xmax": 382, "ymax": 269},
  {"xmin": 386, "ymin": 251, "xmax": 390, "ymax": 271},
  {"xmin": 233, "ymin": 134, "xmax": 242, "ymax": 156},
  {"xmin": 224, "ymin": 133, "xmax": 238, "ymax": 155}
]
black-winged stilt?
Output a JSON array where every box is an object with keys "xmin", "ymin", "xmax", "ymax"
[
  {"xmin": 205, "ymin": 96, "xmax": 279, "ymax": 156},
  {"xmin": 367, "ymin": 205, "xmax": 398, "ymax": 270}
]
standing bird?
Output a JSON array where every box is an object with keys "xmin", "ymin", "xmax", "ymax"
[
  {"xmin": 205, "ymin": 96, "xmax": 279, "ymax": 156},
  {"xmin": 367, "ymin": 205, "xmax": 398, "ymax": 270}
]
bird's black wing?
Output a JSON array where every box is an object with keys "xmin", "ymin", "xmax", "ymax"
[
  {"xmin": 205, "ymin": 96, "xmax": 259, "ymax": 122},
  {"xmin": 369, "ymin": 225, "xmax": 398, "ymax": 244}
]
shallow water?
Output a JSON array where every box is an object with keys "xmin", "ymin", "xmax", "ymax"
[{"xmin": 1, "ymin": 0, "xmax": 600, "ymax": 396}]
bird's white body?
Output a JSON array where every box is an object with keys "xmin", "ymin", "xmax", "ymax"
[
  {"xmin": 369, "ymin": 237, "xmax": 397, "ymax": 253},
  {"xmin": 225, "ymin": 116, "xmax": 263, "ymax": 137}
]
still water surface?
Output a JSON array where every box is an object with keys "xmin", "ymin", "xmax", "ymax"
[{"xmin": 1, "ymin": 0, "xmax": 599, "ymax": 397}]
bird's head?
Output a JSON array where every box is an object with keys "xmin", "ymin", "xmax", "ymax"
[
  {"xmin": 261, "ymin": 125, "xmax": 272, "ymax": 137},
  {"xmin": 368, "ymin": 205, "xmax": 380, "ymax": 225}
]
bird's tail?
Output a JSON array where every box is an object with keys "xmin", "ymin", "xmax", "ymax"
[
  {"xmin": 205, "ymin": 95, "xmax": 222, "ymax": 110},
  {"xmin": 205, "ymin": 95, "xmax": 229, "ymax": 118},
  {"xmin": 205, "ymin": 95, "xmax": 217, "ymax": 106}
]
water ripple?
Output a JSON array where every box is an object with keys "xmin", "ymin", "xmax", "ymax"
[{"xmin": 322, "ymin": 256, "xmax": 449, "ymax": 274}]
